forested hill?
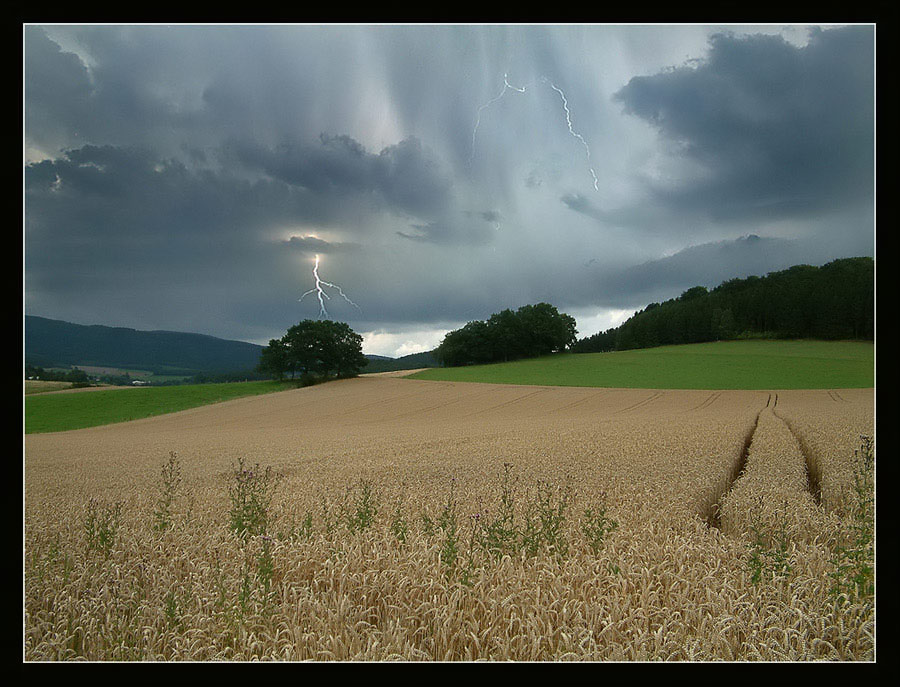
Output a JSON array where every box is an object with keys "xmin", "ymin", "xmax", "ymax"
[
  {"xmin": 572, "ymin": 257, "xmax": 874, "ymax": 353},
  {"xmin": 24, "ymin": 315, "xmax": 265, "ymax": 374}
]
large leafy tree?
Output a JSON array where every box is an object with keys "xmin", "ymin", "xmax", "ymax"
[
  {"xmin": 515, "ymin": 302, "xmax": 577, "ymax": 357},
  {"xmin": 436, "ymin": 303, "xmax": 577, "ymax": 367},
  {"xmin": 257, "ymin": 338, "xmax": 290, "ymax": 380},
  {"xmin": 257, "ymin": 320, "xmax": 367, "ymax": 380}
]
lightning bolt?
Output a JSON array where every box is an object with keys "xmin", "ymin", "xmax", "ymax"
[
  {"xmin": 299, "ymin": 254, "xmax": 360, "ymax": 319},
  {"xmin": 544, "ymin": 78, "xmax": 600, "ymax": 192},
  {"xmin": 469, "ymin": 72, "xmax": 601, "ymax": 192},
  {"xmin": 469, "ymin": 73, "xmax": 527, "ymax": 166}
]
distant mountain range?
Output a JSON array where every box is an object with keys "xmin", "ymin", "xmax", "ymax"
[
  {"xmin": 24, "ymin": 315, "xmax": 266, "ymax": 375},
  {"xmin": 24, "ymin": 315, "xmax": 437, "ymax": 376}
]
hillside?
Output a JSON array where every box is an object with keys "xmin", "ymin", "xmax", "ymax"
[
  {"xmin": 409, "ymin": 340, "xmax": 874, "ymax": 390},
  {"xmin": 25, "ymin": 314, "xmax": 440, "ymax": 379},
  {"xmin": 24, "ymin": 315, "xmax": 265, "ymax": 375}
]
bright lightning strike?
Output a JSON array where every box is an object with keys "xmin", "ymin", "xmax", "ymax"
[
  {"xmin": 299, "ymin": 254, "xmax": 360, "ymax": 319},
  {"xmin": 468, "ymin": 72, "xmax": 601, "ymax": 192},
  {"xmin": 504, "ymin": 73, "xmax": 527, "ymax": 94},
  {"xmin": 544, "ymin": 79, "xmax": 600, "ymax": 191},
  {"xmin": 469, "ymin": 73, "xmax": 527, "ymax": 166}
]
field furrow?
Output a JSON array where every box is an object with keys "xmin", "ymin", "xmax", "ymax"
[{"xmin": 718, "ymin": 407, "xmax": 823, "ymax": 544}]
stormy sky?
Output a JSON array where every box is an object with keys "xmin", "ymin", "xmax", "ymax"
[{"xmin": 23, "ymin": 24, "xmax": 875, "ymax": 357}]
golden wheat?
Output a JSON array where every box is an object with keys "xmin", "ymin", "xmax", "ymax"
[
  {"xmin": 24, "ymin": 379, "xmax": 874, "ymax": 661},
  {"xmin": 772, "ymin": 389, "xmax": 874, "ymax": 515}
]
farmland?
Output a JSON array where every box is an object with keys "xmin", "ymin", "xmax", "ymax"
[
  {"xmin": 25, "ymin": 380, "xmax": 74, "ymax": 395},
  {"xmin": 409, "ymin": 340, "xmax": 875, "ymax": 389},
  {"xmin": 23, "ymin": 375, "xmax": 874, "ymax": 661},
  {"xmin": 25, "ymin": 380, "xmax": 297, "ymax": 434}
]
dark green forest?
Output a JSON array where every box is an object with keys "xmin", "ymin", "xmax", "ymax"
[{"xmin": 571, "ymin": 257, "xmax": 873, "ymax": 354}]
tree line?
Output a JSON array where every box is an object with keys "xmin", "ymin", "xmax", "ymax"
[
  {"xmin": 25, "ymin": 364, "xmax": 91, "ymax": 385},
  {"xmin": 572, "ymin": 257, "xmax": 874, "ymax": 354},
  {"xmin": 435, "ymin": 303, "xmax": 577, "ymax": 367}
]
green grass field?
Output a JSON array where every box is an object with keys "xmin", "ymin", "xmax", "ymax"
[
  {"xmin": 24, "ymin": 380, "xmax": 297, "ymax": 434},
  {"xmin": 24, "ymin": 341, "xmax": 873, "ymax": 433},
  {"xmin": 408, "ymin": 340, "xmax": 874, "ymax": 390}
]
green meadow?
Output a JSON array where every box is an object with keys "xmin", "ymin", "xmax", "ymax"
[
  {"xmin": 408, "ymin": 340, "xmax": 874, "ymax": 390},
  {"xmin": 24, "ymin": 380, "xmax": 297, "ymax": 434},
  {"xmin": 24, "ymin": 341, "xmax": 873, "ymax": 434}
]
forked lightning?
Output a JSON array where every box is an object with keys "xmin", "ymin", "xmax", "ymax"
[
  {"xmin": 469, "ymin": 73, "xmax": 528, "ymax": 166},
  {"xmin": 469, "ymin": 72, "xmax": 601, "ymax": 192},
  {"xmin": 299, "ymin": 254, "xmax": 360, "ymax": 319}
]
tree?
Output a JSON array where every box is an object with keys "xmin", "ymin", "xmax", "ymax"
[
  {"xmin": 436, "ymin": 320, "xmax": 493, "ymax": 367},
  {"xmin": 436, "ymin": 302, "xmax": 578, "ymax": 367},
  {"xmin": 258, "ymin": 320, "xmax": 368, "ymax": 381},
  {"xmin": 571, "ymin": 257, "xmax": 873, "ymax": 353},
  {"xmin": 711, "ymin": 308, "xmax": 736, "ymax": 341},
  {"xmin": 679, "ymin": 285, "xmax": 708, "ymax": 301},
  {"xmin": 514, "ymin": 303, "xmax": 577, "ymax": 356},
  {"xmin": 487, "ymin": 309, "xmax": 525, "ymax": 361},
  {"xmin": 257, "ymin": 338, "xmax": 289, "ymax": 380}
]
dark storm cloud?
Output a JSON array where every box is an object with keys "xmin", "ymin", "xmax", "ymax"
[
  {"xmin": 26, "ymin": 144, "xmax": 333, "ymax": 242},
  {"xmin": 229, "ymin": 134, "xmax": 456, "ymax": 222},
  {"xmin": 398, "ymin": 209, "xmax": 504, "ymax": 245},
  {"xmin": 25, "ymin": 26, "xmax": 202, "ymax": 156},
  {"xmin": 378, "ymin": 139, "xmax": 461, "ymax": 219},
  {"xmin": 23, "ymin": 142, "xmax": 387, "ymax": 340},
  {"xmin": 24, "ymin": 144, "xmax": 344, "ymax": 305},
  {"xmin": 396, "ymin": 217, "xmax": 494, "ymax": 246},
  {"xmin": 229, "ymin": 135, "xmax": 377, "ymax": 195},
  {"xmin": 283, "ymin": 236, "xmax": 361, "ymax": 254},
  {"xmin": 611, "ymin": 26, "xmax": 874, "ymax": 225},
  {"xmin": 24, "ymin": 27, "xmax": 95, "ymax": 156},
  {"xmin": 229, "ymin": 133, "xmax": 498, "ymax": 247},
  {"xmin": 476, "ymin": 210, "xmax": 501, "ymax": 224},
  {"xmin": 561, "ymin": 192, "xmax": 700, "ymax": 237},
  {"xmin": 560, "ymin": 193, "xmax": 603, "ymax": 221},
  {"xmin": 22, "ymin": 141, "xmax": 487, "ymax": 337},
  {"xmin": 23, "ymin": 25, "xmax": 874, "ymax": 351}
]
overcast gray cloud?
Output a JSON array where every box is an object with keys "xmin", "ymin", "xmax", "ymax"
[
  {"xmin": 23, "ymin": 24, "xmax": 875, "ymax": 356},
  {"xmin": 228, "ymin": 134, "xmax": 457, "ymax": 220},
  {"xmin": 611, "ymin": 27, "xmax": 873, "ymax": 226},
  {"xmin": 589, "ymin": 234, "xmax": 808, "ymax": 303}
]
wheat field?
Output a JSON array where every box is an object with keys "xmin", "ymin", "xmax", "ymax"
[{"xmin": 23, "ymin": 377, "xmax": 875, "ymax": 661}]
